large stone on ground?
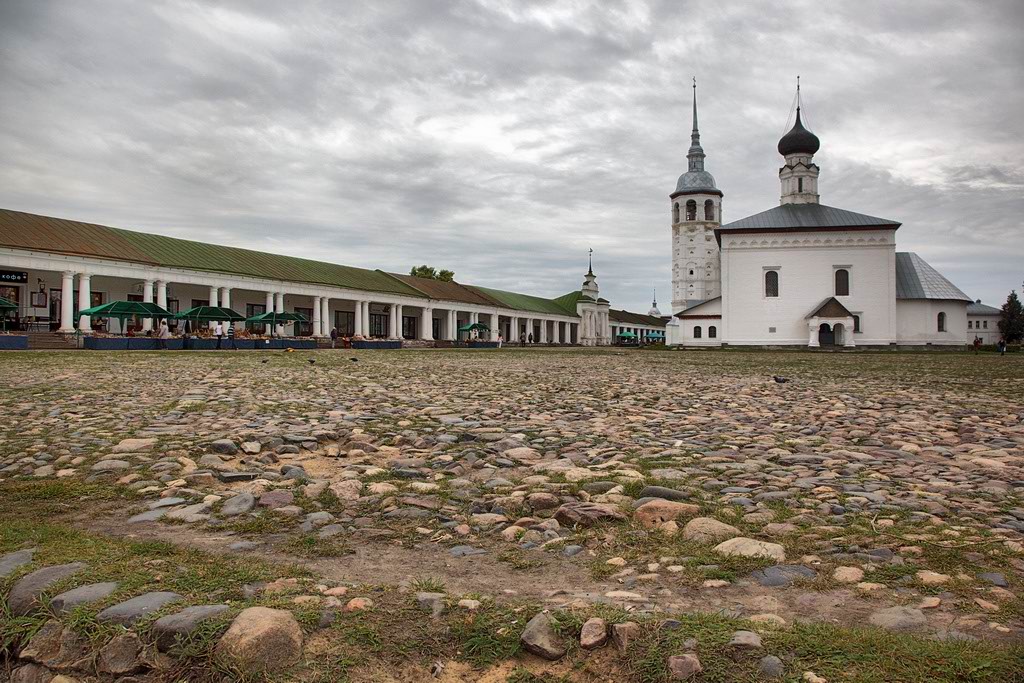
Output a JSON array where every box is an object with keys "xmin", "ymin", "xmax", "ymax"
[
  {"xmin": 504, "ymin": 447, "xmax": 542, "ymax": 463},
  {"xmin": 668, "ymin": 653, "xmax": 703, "ymax": 680},
  {"xmin": 729, "ymin": 630, "xmax": 763, "ymax": 649},
  {"xmin": 713, "ymin": 537, "xmax": 786, "ymax": 562},
  {"xmin": 258, "ymin": 490, "xmax": 295, "ymax": 509},
  {"xmin": 0, "ymin": 548, "xmax": 34, "ymax": 578},
  {"xmin": 8, "ymin": 563, "xmax": 86, "ymax": 616},
  {"xmin": 580, "ymin": 617, "xmax": 607, "ymax": 649},
  {"xmin": 215, "ymin": 607, "xmax": 303, "ymax": 674},
  {"xmin": 520, "ymin": 612, "xmax": 567, "ymax": 660},
  {"xmin": 682, "ymin": 517, "xmax": 740, "ymax": 543},
  {"xmin": 10, "ymin": 663, "xmax": 55, "ymax": 683},
  {"xmin": 329, "ymin": 480, "xmax": 363, "ymax": 500},
  {"xmin": 18, "ymin": 620, "xmax": 89, "ymax": 670},
  {"xmin": 554, "ymin": 502, "xmax": 626, "ymax": 527},
  {"xmin": 748, "ymin": 565, "xmax": 817, "ymax": 587},
  {"xmin": 91, "ymin": 459, "xmax": 131, "ymax": 472},
  {"xmin": 209, "ymin": 439, "xmax": 239, "ymax": 455},
  {"xmin": 112, "ymin": 438, "xmax": 157, "ymax": 453},
  {"xmin": 638, "ymin": 485, "xmax": 691, "ymax": 502},
  {"xmin": 611, "ymin": 621, "xmax": 640, "ymax": 653},
  {"xmin": 416, "ymin": 592, "xmax": 446, "ymax": 617},
  {"xmin": 50, "ymin": 582, "xmax": 119, "ymax": 615},
  {"xmin": 97, "ymin": 633, "xmax": 144, "ymax": 674},
  {"xmin": 97, "ymin": 591, "xmax": 182, "ymax": 625},
  {"xmin": 869, "ymin": 606, "xmax": 927, "ymax": 631},
  {"xmin": 221, "ymin": 493, "xmax": 256, "ymax": 517},
  {"xmin": 634, "ymin": 500, "xmax": 700, "ymax": 528},
  {"xmin": 153, "ymin": 604, "xmax": 231, "ymax": 651}
]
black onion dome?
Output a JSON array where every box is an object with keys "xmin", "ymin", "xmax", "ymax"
[{"xmin": 777, "ymin": 108, "xmax": 820, "ymax": 156}]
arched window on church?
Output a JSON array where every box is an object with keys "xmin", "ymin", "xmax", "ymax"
[
  {"xmin": 765, "ymin": 270, "xmax": 779, "ymax": 298},
  {"xmin": 704, "ymin": 200, "xmax": 714, "ymax": 220},
  {"xmin": 937, "ymin": 312, "xmax": 946, "ymax": 332},
  {"xmin": 798, "ymin": 178, "xmax": 804, "ymax": 193},
  {"xmin": 689, "ymin": 269, "xmax": 694, "ymax": 276},
  {"xmin": 672, "ymin": 202, "xmax": 680, "ymax": 223},
  {"xmin": 708, "ymin": 326, "xmax": 717, "ymax": 338},
  {"xmin": 834, "ymin": 269, "xmax": 850, "ymax": 296},
  {"xmin": 685, "ymin": 200, "xmax": 697, "ymax": 221},
  {"xmin": 693, "ymin": 326, "xmax": 702, "ymax": 339}
]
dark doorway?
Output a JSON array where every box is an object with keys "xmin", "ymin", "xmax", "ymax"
[{"xmin": 818, "ymin": 322, "xmax": 835, "ymax": 346}]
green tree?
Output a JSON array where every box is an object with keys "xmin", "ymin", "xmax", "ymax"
[
  {"xmin": 998, "ymin": 287, "xmax": 1024, "ymax": 343},
  {"xmin": 409, "ymin": 265, "xmax": 455, "ymax": 282}
]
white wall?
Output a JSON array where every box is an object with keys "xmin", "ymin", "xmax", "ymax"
[
  {"xmin": 968, "ymin": 315, "xmax": 1001, "ymax": 345},
  {"xmin": 896, "ymin": 300, "xmax": 968, "ymax": 345},
  {"xmin": 720, "ymin": 229, "xmax": 897, "ymax": 345}
]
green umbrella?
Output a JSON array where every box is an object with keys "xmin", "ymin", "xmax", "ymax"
[
  {"xmin": 77, "ymin": 300, "xmax": 174, "ymax": 345},
  {"xmin": 615, "ymin": 330, "xmax": 637, "ymax": 338},
  {"xmin": 458, "ymin": 322, "xmax": 490, "ymax": 332},
  {"xmin": 174, "ymin": 305, "xmax": 246, "ymax": 322},
  {"xmin": 245, "ymin": 311, "xmax": 308, "ymax": 336}
]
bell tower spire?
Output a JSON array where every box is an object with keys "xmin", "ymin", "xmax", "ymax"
[{"xmin": 687, "ymin": 78, "xmax": 705, "ymax": 172}]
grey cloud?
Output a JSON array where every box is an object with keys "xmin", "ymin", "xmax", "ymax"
[{"xmin": 0, "ymin": 0, "xmax": 1021, "ymax": 312}]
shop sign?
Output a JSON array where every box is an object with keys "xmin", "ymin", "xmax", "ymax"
[{"xmin": 0, "ymin": 270, "xmax": 28, "ymax": 283}]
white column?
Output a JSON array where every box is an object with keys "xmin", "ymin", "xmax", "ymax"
[
  {"xmin": 553, "ymin": 321, "xmax": 560, "ymax": 344},
  {"xmin": 448, "ymin": 310, "xmax": 456, "ymax": 341},
  {"xmin": 353, "ymin": 301, "xmax": 363, "ymax": 337},
  {"xmin": 362, "ymin": 301, "xmax": 371, "ymax": 336},
  {"xmin": 209, "ymin": 286, "xmax": 219, "ymax": 330},
  {"xmin": 275, "ymin": 292, "xmax": 285, "ymax": 336},
  {"xmin": 808, "ymin": 322, "xmax": 819, "ymax": 348},
  {"xmin": 489, "ymin": 312, "xmax": 499, "ymax": 340},
  {"xmin": 58, "ymin": 271, "xmax": 75, "ymax": 333},
  {"xmin": 265, "ymin": 292, "xmax": 274, "ymax": 335},
  {"xmin": 77, "ymin": 273, "xmax": 91, "ymax": 333},
  {"xmin": 220, "ymin": 287, "xmax": 231, "ymax": 330},
  {"xmin": 395, "ymin": 304, "xmax": 404, "ymax": 339},
  {"xmin": 420, "ymin": 307, "xmax": 433, "ymax": 340},
  {"xmin": 844, "ymin": 319, "xmax": 856, "ymax": 348},
  {"xmin": 313, "ymin": 296, "xmax": 322, "ymax": 337},
  {"xmin": 142, "ymin": 280, "xmax": 154, "ymax": 332},
  {"xmin": 156, "ymin": 280, "xmax": 167, "ymax": 310},
  {"xmin": 540, "ymin": 319, "xmax": 548, "ymax": 344},
  {"xmin": 321, "ymin": 297, "xmax": 331, "ymax": 337}
]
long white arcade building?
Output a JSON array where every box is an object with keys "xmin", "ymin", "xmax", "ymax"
[{"xmin": 0, "ymin": 208, "xmax": 664, "ymax": 344}]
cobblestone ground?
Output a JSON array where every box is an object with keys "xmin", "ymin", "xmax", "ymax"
[{"xmin": 1, "ymin": 348, "xmax": 1022, "ymax": 680}]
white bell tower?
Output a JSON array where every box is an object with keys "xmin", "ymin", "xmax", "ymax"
[{"xmin": 670, "ymin": 79, "xmax": 722, "ymax": 313}]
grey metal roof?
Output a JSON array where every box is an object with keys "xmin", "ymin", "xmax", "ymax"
[
  {"xmin": 967, "ymin": 301, "xmax": 1001, "ymax": 315},
  {"xmin": 674, "ymin": 296, "xmax": 721, "ymax": 317},
  {"xmin": 895, "ymin": 252, "xmax": 972, "ymax": 302},
  {"xmin": 674, "ymin": 170, "xmax": 720, "ymax": 195},
  {"xmin": 719, "ymin": 203, "xmax": 901, "ymax": 231}
]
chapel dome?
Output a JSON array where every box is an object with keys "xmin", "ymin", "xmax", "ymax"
[
  {"xmin": 675, "ymin": 169, "xmax": 718, "ymax": 194},
  {"xmin": 777, "ymin": 108, "xmax": 820, "ymax": 156}
]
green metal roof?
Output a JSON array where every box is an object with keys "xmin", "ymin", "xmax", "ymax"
[
  {"xmin": 110, "ymin": 228, "xmax": 424, "ymax": 297},
  {"xmin": 0, "ymin": 207, "xmax": 597, "ymax": 315},
  {"xmin": 467, "ymin": 285, "xmax": 577, "ymax": 316}
]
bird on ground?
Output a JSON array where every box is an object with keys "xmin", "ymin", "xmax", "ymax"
[
  {"xmin": 350, "ymin": 357, "xmax": 358, "ymax": 362},
  {"xmin": 308, "ymin": 359, "xmax": 316, "ymax": 365},
  {"xmin": 773, "ymin": 375, "xmax": 790, "ymax": 383},
  {"xmin": 260, "ymin": 359, "xmax": 269, "ymax": 364}
]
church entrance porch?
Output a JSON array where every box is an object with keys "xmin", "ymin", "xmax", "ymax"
[{"xmin": 818, "ymin": 322, "xmax": 835, "ymax": 347}]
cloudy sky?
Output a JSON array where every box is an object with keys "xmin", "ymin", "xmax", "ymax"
[{"xmin": 1, "ymin": 1, "xmax": 1021, "ymax": 312}]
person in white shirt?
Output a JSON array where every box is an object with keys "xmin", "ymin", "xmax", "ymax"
[{"xmin": 215, "ymin": 322, "xmax": 224, "ymax": 350}]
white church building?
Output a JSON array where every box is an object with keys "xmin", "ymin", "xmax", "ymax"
[{"xmin": 667, "ymin": 85, "xmax": 973, "ymax": 348}]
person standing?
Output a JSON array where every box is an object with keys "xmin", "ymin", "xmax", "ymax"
[
  {"xmin": 226, "ymin": 321, "xmax": 236, "ymax": 350},
  {"xmin": 497, "ymin": 333, "xmax": 503, "ymax": 349},
  {"xmin": 973, "ymin": 336, "xmax": 982, "ymax": 354},
  {"xmin": 527, "ymin": 332, "xmax": 534, "ymax": 345},
  {"xmin": 519, "ymin": 331, "xmax": 526, "ymax": 347},
  {"xmin": 215, "ymin": 321, "xmax": 224, "ymax": 349},
  {"xmin": 998, "ymin": 339, "xmax": 1007, "ymax": 356},
  {"xmin": 158, "ymin": 319, "xmax": 170, "ymax": 350},
  {"xmin": 330, "ymin": 326, "xmax": 339, "ymax": 349}
]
